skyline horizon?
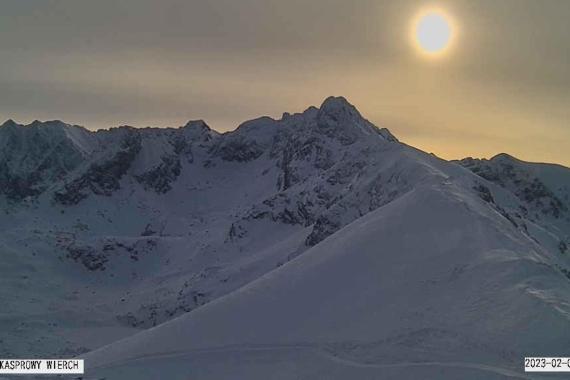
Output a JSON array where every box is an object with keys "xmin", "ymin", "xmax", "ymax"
[{"xmin": 2, "ymin": 94, "xmax": 568, "ymax": 168}]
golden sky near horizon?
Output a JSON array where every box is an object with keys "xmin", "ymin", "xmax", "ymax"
[{"xmin": 1, "ymin": 0, "xmax": 569, "ymax": 166}]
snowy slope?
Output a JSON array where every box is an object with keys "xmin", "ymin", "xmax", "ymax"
[
  {"xmin": 0, "ymin": 97, "xmax": 569, "ymax": 379},
  {"xmin": 83, "ymin": 178, "xmax": 570, "ymax": 380}
]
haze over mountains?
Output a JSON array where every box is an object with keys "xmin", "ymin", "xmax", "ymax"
[{"xmin": 1, "ymin": 97, "xmax": 569, "ymax": 379}]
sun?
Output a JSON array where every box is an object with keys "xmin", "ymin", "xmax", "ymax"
[{"xmin": 412, "ymin": 9, "xmax": 455, "ymax": 57}]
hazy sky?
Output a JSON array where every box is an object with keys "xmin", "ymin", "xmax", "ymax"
[{"xmin": 1, "ymin": 0, "xmax": 569, "ymax": 165}]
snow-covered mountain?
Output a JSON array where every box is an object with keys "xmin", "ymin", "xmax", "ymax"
[
  {"xmin": 457, "ymin": 154, "xmax": 569, "ymax": 251},
  {"xmin": 1, "ymin": 97, "xmax": 569, "ymax": 379}
]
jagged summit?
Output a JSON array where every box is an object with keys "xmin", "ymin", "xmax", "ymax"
[
  {"xmin": 0, "ymin": 97, "xmax": 394, "ymax": 142},
  {"xmin": 2, "ymin": 119, "xmax": 71, "ymax": 128},
  {"xmin": 318, "ymin": 96, "xmax": 362, "ymax": 120},
  {"xmin": 316, "ymin": 97, "xmax": 398, "ymax": 142},
  {"xmin": 30, "ymin": 119, "xmax": 66, "ymax": 127},
  {"xmin": 0, "ymin": 119, "xmax": 90, "ymax": 136},
  {"xmin": 313, "ymin": 96, "xmax": 397, "ymax": 144}
]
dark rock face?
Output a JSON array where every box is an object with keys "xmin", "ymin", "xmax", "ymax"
[
  {"xmin": 116, "ymin": 267, "xmax": 213, "ymax": 329},
  {"xmin": 54, "ymin": 131, "xmax": 142, "ymax": 205},
  {"xmin": 253, "ymin": 194, "xmax": 316, "ymax": 227},
  {"xmin": 473, "ymin": 184, "xmax": 495, "ymax": 204},
  {"xmin": 210, "ymin": 136, "xmax": 264, "ymax": 162},
  {"xmin": 305, "ymin": 215, "xmax": 341, "ymax": 246},
  {"xmin": 378, "ymin": 128, "xmax": 399, "ymax": 143},
  {"xmin": 316, "ymin": 96, "xmax": 368, "ymax": 145},
  {"xmin": 0, "ymin": 166, "xmax": 43, "ymax": 200},
  {"xmin": 63, "ymin": 236, "xmax": 158, "ymax": 274},
  {"xmin": 472, "ymin": 183, "xmax": 525, "ymax": 229},
  {"xmin": 66, "ymin": 245, "xmax": 108, "ymax": 271},
  {"xmin": 117, "ymin": 290, "xmax": 209, "ymax": 329},
  {"xmin": 171, "ymin": 136, "xmax": 194, "ymax": 161},
  {"xmin": 271, "ymin": 134, "xmax": 335, "ymax": 191},
  {"xmin": 0, "ymin": 121, "xmax": 87, "ymax": 200},
  {"xmin": 136, "ymin": 155, "xmax": 182, "ymax": 194}
]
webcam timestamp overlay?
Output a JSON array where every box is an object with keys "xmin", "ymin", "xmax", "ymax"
[{"xmin": 525, "ymin": 357, "xmax": 570, "ymax": 372}]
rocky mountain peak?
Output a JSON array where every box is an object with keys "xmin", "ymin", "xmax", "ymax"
[
  {"xmin": 183, "ymin": 119, "xmax": 210, "ymax": 131},
  {"xmin": 490, "ymin": 153, "xmax": 518, "ymax": 163},
  {"xmin": 313, "ymin": 96, "xmax": 396, "ymax": 145},
  {"xmin": 317, "ymin": 96, "xmax": 362, "ymax": 124},
  {"xmin": 1, "ymin": 119, "xmax": 18, "ymax": 128}
]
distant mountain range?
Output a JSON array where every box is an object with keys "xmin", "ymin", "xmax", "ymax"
[{"xmin": 1, "ymin": 97, "xmax": 569, "ymax": 379}]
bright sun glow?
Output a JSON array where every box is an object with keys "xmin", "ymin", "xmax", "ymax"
[{"xmin": 412, "ymin": 9, "xmax": 455, "ymax": 56}]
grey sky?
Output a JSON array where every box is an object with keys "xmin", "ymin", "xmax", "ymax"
[{"xmin": 1, "ymin": 0, "xmax": 569, "ymax": 165}]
